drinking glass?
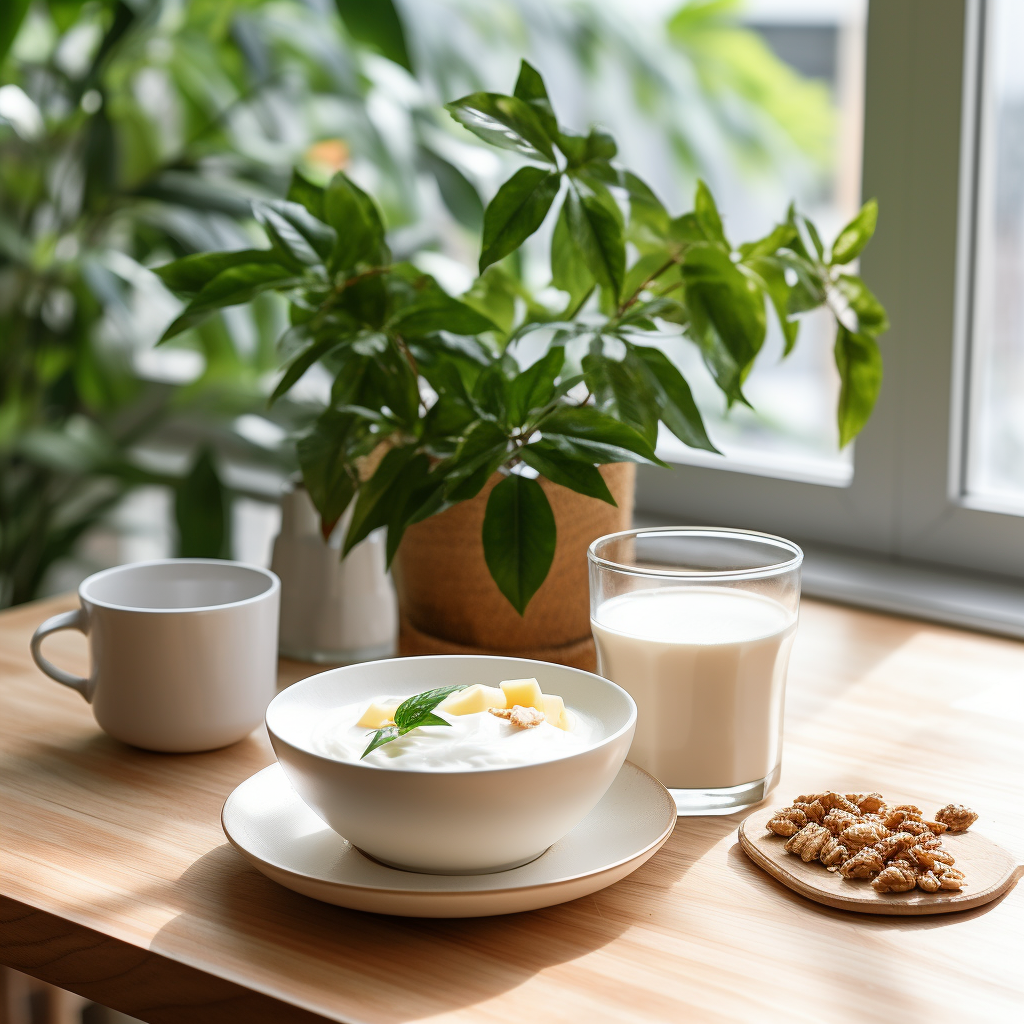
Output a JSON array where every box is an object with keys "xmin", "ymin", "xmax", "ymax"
[{"xmin": 588, "ymin": 527, "xmax": 802, "ymax": 815}]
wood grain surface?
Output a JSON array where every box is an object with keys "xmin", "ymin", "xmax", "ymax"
[
  {"xmin": 737, "ymin": 805, "xmax": 1023, "ymax": 915},
  {"xmin": 2, "ymin": 593, "xmax": 1023, "ymax": 1023}
]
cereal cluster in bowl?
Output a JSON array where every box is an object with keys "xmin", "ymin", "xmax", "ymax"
[{"xmin": 767, "ymin": 792, "xmax": 978, "ymax": 894}]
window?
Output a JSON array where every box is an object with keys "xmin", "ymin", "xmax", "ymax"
[{"xmin": 639, "ymin": 0, "xmax": 1024, "ymax": 595}]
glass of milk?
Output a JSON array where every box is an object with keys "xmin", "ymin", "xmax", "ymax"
[{"xmin": 588, "ymin": 527, "xmax": 802, "ymax": 816}]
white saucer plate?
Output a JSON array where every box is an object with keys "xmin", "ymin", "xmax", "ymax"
[{"xmin": 222, "ymin": 761, "xmax": 676, "ymax": 917}]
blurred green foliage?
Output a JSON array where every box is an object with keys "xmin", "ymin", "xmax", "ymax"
[{"xmin": 0, "ymin": 0, "xmax": 841, "ymax": 608}]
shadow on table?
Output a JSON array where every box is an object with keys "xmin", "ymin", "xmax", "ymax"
[{"xmin": 148, "ymin": 818, "xmax": 735, "ymax": 1023}]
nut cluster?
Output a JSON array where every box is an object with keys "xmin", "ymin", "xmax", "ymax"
[{"xmin": 766, "ymin": 791, "xmax": 977, "ymax": 895}]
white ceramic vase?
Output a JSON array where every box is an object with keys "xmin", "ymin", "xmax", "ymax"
[{"xmin": 271, "ymin": 488, "xmax": 397, "ymax": 664}]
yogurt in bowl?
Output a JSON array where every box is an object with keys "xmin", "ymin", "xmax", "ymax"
[{"xmin": 266, "ymin": 656, "xmax": 637, "ymax": 874}]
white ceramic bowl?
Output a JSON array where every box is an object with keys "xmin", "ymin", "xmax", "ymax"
[{"xmin": 266, "ymin": 655, "xmax": 637, "ymax": 874}]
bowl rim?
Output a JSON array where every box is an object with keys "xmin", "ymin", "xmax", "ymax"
[{"xmin": 266, "ymin": 654, "xmax": 637, "ymax": 776}]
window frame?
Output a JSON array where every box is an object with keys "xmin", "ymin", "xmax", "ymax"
[{"xmin": 636, "ymin": 0, "xmax": 1024, "ymax": 580}]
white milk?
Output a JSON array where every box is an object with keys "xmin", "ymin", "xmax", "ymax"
[{"xmin": 592, "ymin": 587, "xmax": 796, "ymax": 789}]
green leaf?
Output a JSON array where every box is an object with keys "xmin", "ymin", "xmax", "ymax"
[
  {"xmin": 479, "ymin": 167, "xmax": 560, "ymax": 273},
  {"xmin": 159, "ymin": 263, "xmax": 301, "ymax": 341},
  {"xmin": 334, "ymin": 0, "xmax": 412, "ymax": 72},
  {"xmin": 583, "ymin": 347, "xmax": 659, "ymax": 446},
  {"xmin": 297, "ymin": 410, "xmax": 363, "ymax": 539},
  {"xmin": 682, "ymin": 245, "xmax": 766, "ymax": 371},
  {"xmin": 834, "ymin": 274, "xmax": 889, "ymax": 336},
  {"xmin": 361, "ymin": 725, "xmax": 400, "ymax": 759},
  {"xmin": 738, "ymin": 223, "xmax": 797, "ymax": 261},
  {"xmin": 389, "ymin": 286, "xmax": 499, "ymax": 337},
  {"xmin": 344, "ymin": 445, "xmax": 420, "ymax": 554},
  {"xmin": 513, "ymin": 60, "xmax": 559, "ymax": 140},
  {"xmin": 253, "ymin": 199, "xmax": 336, "ymax": 265},
  {"xmin": 394, "ymin": 685, "xmax": 467, "ymax": 731},
  {"xmin": 444, "ymin": 420, "xmax": 510, "ymax": 502},
  {"xmin": 550, "ymin": 199, "xmax": 595, "ymax": 313},
  {"xmin": 744, "ymin": 255, "xmax": 799, "ymax": 354},
  {"xmin": 445, "ymin": 92, "xmax": 557, "ymax": 163},
  {"xmin": 632, "ymin": 346, "xmax": 719, "ymax": 453},
  {"xmin": 482, "ymin": 474, "xmax": 557, "ymax": 615},
  {"xmin": 507, "ymin": 346, "xmax": 564, "ymax": 425},
  {"xmin": 175, "ymin": 448, "xmax": 230, "ymax": 559},
  {"xmin": 694, "ymin": 180, "xmax": 727, "ymax": 246},
  {"xmin": 804, "ymin": 217, "xmax": 825, "ymax": 261},
  {"xmin": 287, "ymin": 169, "xmax": 325, "ymax": 221},
  {"xmin": 830, "ymin": 200, "xmax": 878, "ymax": 265},
  {"xmin": 0, "ymin": 0, "xmax": 31, "ymax": 67},
  {"xmin": 834, "ymin": 325, "xmax": 883, "ymax": 447},
  {"xmin": 538, "ymin": 405, "xmax": 665, "ymax": 465},
  {"xmin": 565, "ymin": 183, "xmax": 625, "ymax": 301},
  {"xmin": 419, "ymin": 148, "xmax": 483, "ymax": 232},
  {"xmin": 520, "ymin": 441, "xmax": 616, "ymax": 505},
  {"xmin": 154, "ymin": 249, "xmax": 283, "ymax": 297},
  {"xmin": 271, "ymin": 333, "xmax": 344, "ymax": 404},
  {"xmin": 324, "ymin": 171, "xmax": 388, "ymax": 272}
]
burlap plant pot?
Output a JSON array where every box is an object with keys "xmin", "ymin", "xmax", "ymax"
[{"xmin": 392, "ymin": 462, "xmax": 635, "ymax": 670}]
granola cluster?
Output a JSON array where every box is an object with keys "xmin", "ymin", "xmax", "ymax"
[
  {"xmin": 488, "ymin": 705, "xmax": 545, "ymax": 728},
  {"xmin": 766, "ymin": 790, "xmax": 977, "ymax": 895}
]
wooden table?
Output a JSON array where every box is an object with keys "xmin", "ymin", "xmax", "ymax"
[{"xmin": 1, "ymin": 595, "xmax": 1022, "ymax": 1023}]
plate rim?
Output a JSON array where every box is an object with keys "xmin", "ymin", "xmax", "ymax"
[{"xmin": 222, "ymin": 760, "xmax": 677, "ymax": 897}]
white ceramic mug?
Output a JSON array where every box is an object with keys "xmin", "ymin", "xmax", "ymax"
[{"xmin": 30, "ymin": 559, "xmax": 281, "ymax": 753}]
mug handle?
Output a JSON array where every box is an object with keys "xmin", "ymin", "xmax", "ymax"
[{"xmin": 30, "ymin": 608, "xmax": 91, "ymax": 701}]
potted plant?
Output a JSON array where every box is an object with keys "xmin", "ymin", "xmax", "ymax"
[{"xmin": 156, "ymin": 62, "xmax": 888, "ymax": 668}]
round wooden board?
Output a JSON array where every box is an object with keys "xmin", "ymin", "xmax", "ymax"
[{"xmin": 737, "ymin": 805, "xmax": 1024, "ymax": 915}]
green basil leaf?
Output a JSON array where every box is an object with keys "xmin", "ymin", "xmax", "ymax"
[
  {"xmin": 159, "ymin": 263, "xmax": 300, "ymax": 341},
  {"xmin": 519, "ymin": 440, "xmax": 616, "ymax": 505},
  {"xmin": 394, "ymin": 684, "xmax": 467, "ymax": 732},
  {"xmin": 153, "ymin": 249, "xmax": 283, "ymax": 297},
  {"xmin": 631, "ymin": 346, "xmax": 719, "ymax": 453},
  {"xmin": 830, "ymin": 199, "xmax": 878, "ymax": 265},
  {"xmin": 550, "ymin": 199, "xmax": 595, "ymax": 314},
  {"xmin": 324, "ymin": 171, "xmax": 388, "ymax": 272},
  {"xmin": 479, "ymin": 166, "xmax": 561, "ymax": 273},
  {"xmin": 445, "ymin": 92, "xmax": 557, "ymax": 163},
  {"xmin": 694, "ymin": 179, "xmax": 727, "ymax": 247},
  {"xmin": 507, "ymin": 346, "xmax": 564, "ymax": 425},
  {"xmin": 253, "ymin": 199, "xmax": 336, "ymax": 265},
  {"xmin": 538, "ymin": 405, "xmax": 665, "ymax": 465},
  {"xmin": 482, "ymin": 474, "xmax": 557, "ymax": 615},
  {"xmin": 834, "ymin": 274, "xmax": 889, "ymax": 336},
  {"xmin": 804, "ymin": 216, "xmax": 825, "ymax": 261},
  {"xmin": 287, "ymin": 168, "xmax": 325, "ymax": 221},
  {"xmin": 835, "ymin": 325, "xmax": 883, "ymax": 447},
  {"xmin": 565, "ymin": 182, "xmax": 625, "ymax": 301},
  {"xmin": 361, "ymin": 726, "xmax": 400, "ymax": 759},
  {"xmin": 513, "ymin": 59, "xmax": 559, "ymax": 141}
]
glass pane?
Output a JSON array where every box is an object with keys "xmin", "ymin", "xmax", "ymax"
[
  {"xmin": 659, "ymin": 0, "xmax": 866, "ymax": 486},
  {"xmin": 965, "ymin": 0, "xmax": 1024, "ymax": 508}
]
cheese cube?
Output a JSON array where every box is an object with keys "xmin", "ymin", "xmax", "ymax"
[
  {"xmin": 500, "ymin": 677, "xmax": 544, "ymax": 711},
  {"xmin": 357, "ymin": 700, "xmax": 400, "ymax": 729},
  {"xmin": 541, "ymin": 693, "xmax": 570, "ymax": 731},
  {"xmin": 439, "ymin": 684, "xmax": 507, "ymax": 716}
]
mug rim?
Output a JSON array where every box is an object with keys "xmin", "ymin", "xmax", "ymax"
[{"xmin": 79, "ymin": 558, "xmax": 280, "ymax": 614}]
